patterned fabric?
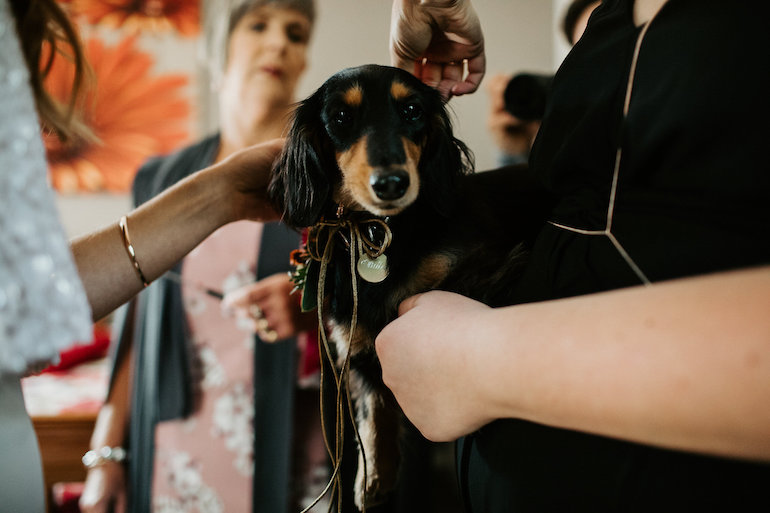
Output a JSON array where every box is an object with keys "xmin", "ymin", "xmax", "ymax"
[
  {"xmin": 149, "ymin": 222, "xmax": 329, "ymax": 512},
  {"xmin": 0, "ymin": 0, "xmax": 91, "ymax": 376},
  {"xmin": 151, "ymin": 221, "xmax": 262, "ymax": 512}
]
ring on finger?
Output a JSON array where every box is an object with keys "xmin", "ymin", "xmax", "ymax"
[
  {"xmin": 259, "ymin": 328, "xmax": 278, "ymax": 343},
  {"xmin": 248, "ymin": 304, "xmax": 263, "ymax": 319},
  {"xmin": 255, "ymin": 318, "xmax": 270, "ymax": 331}
]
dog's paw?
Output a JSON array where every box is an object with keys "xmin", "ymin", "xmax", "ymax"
[{"xmin": 353, "ymin": 458, "xmax": 388, "ymax": 511}]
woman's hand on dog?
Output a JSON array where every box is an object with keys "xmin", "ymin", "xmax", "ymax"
[
  {"xmin": 376, "ymin": 290, "xmax": 501, "ymax": 442},
  {"xmin": 210, "ymin": 138, "xmax": 285, "ymax": 224},
  {"xmin": 390, "ymin": 0, "xmax": 485, "ymax": 99}
]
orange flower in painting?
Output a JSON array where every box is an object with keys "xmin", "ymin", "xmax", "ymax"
[
  {"xmin": 44, "ymin": 36, "xmax": 190, "ymax": 193},
  {"xmin": 71, "ymin": 0, "xmax": 200, "ymax": 36}
]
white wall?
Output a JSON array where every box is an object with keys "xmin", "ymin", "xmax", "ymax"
[{"xmin": 552, "ymin": 0, "xmax": 573, "ymax": 64}]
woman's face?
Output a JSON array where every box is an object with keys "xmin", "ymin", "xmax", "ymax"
[{"xmin": 223, "ymin": 5, "xmax": 311, "ymax": 105}]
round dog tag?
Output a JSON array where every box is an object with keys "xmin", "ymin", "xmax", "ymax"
[{"xmin": 357, "ymin": 254, "xmax": 389, "ymax": 283}]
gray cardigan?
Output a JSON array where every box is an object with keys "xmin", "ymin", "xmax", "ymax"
[{"xmin": 110, "ymin": 134, "xmax": 301, "ymax": 513}]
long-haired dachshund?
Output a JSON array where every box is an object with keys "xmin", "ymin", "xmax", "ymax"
[{"xmin": 270, "ymin": 64, "xmax": 551, "ymax": 510}]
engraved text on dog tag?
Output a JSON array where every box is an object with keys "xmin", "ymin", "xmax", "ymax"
[{"xmin": 357, "ymin": 254, "xmax": 389, "ymax": 283}]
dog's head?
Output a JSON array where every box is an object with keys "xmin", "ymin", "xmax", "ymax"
[{"xmin": 270, "ymin": 64, "xmax": 473, "ymax": 227}]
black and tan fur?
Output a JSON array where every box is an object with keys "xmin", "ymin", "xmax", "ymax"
[{"xmin": 269, "ymin": 64, "xmax": 551, "ymax": 509}]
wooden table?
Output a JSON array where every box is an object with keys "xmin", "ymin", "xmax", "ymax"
[{"xmin": 32, "ymin": 413, "xmax": 97, "ymax": 512}]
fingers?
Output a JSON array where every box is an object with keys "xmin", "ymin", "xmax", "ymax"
[
  {"xmin": 397, "ymin": 292, "xmax": 424, "ymax": 316},
  {"xmin": 79, "ymin": 466, "xmax": 125, "ymax": 513},
  {"xmin": 246, "ymin": 304, "xmax": 279, "ymax": 342},
  {"xmin": 418, "ymin": 58, "xmax": 483, "ymax": 100},
  {"xmin": 222, "ymin": 272, "xmax": 304, "ymax": 342},
  {"xmin": 390, "ymin": 0, "xmax": 485, "ymax": 98},
  {"xmin": 486, "ymin": 74, "xmax": 514, "ymax": 119},
  {"xmin": 417, "ymin": 59, "xmax": 443, "ymax": 91},
  {"xmin": 114, "ymin": 492, "xmax": 127, "ymax": 513},
  {"xmin": 233, "ymin": 299, "xmax": 280, "ymax": 342},
  {"xmin": 454, "ymin": 53, "xmax": 486, "ymax": 96},
  {"xmin": 376, "ymin": 292, "xmax": 425, "ymax": 362},
  {"xmin": 486, "ymin": 73, "xmax": 511, "ymax": 94},
  {"xmin": 437, "ymin": 61, "xmax": 465, "ymax": 99},
  {"xmin": 227, "ymin": 139, "xmax": 286, "ymax": 223}
]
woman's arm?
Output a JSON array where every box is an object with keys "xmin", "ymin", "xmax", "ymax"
[
  {"xmin": 72, "ymin": 140, "xmax": 283, "ymax": 320},
  {"xmin": 79, "ymin": 305, "xmax": 135, "ymax": 513},
  {"xmin": 376, "ymin": 265, "xmax": 770, "ymax": 461}
]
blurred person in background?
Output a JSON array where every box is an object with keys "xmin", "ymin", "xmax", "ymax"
[
  {"xmin": 79, "ymin": 2, "xmax": 328, "ymax": 512},
  {"xmin": 485, "ymin": 0, "xmax": 601, "ymax": 167}
]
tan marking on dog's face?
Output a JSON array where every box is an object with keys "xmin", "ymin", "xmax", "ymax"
[
  {"xmin": 335, "ymin": 138, "xmax": 372, "ymax": 212},
  {"xmin": 335, "ymin": 136, "xmax": 423, "ymax": 216},
  {"xmin": 390, "ymin": 81, "xmax": 411, "ymax": 101},
  {"xmin": 344, "ymin": 84, "xmax": 364, "ymax": 106},
  {"xmin": 402, "ymin": 136, "xmax": 421, "ymax": 180}
]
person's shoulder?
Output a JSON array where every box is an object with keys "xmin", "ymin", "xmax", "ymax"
[
  {"xmin": 136, "ymin": 134, "xmax": 220, "ymax": 179},
  {"xmin": 132, "ymin": 134, "xmax": 220, "ymax": 204}
]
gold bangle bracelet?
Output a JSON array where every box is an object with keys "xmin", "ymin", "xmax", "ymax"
[{"xmin": 118, "ymin": 215, "xmax": 149, "ymax": 288}]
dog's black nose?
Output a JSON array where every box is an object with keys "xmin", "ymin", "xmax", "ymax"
[{"xmin": 371, "ymin": 170, "xmax": 409, "ymax": 200}]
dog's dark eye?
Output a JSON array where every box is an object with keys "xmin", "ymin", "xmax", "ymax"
[
  {"xmin": 333, "ymin": 109, "xmax": 352, "ymax": 127},
  {"xmin": 401, "ymin": 103, "xmax": 423, "ymax": 123}
]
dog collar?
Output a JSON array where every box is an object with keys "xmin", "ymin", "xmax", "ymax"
[{"xmin": 289, "ymin": 207, "xmax": 394, "ymax": 311}]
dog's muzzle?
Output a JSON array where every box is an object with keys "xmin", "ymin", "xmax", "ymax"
[{"xmin": 370, "ymin": 169, "xmax": 409, "ymax": 201}]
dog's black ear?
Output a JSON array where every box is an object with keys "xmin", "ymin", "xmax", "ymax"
[
  {"xmin": 420, "ymin": 96, "xmax": 474, "ymax": 218},
  {"xmin": 269, "ymin": 88, "xmax": 333, "ymax": 228}
]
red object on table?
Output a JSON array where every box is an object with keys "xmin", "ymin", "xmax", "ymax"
[
  {"xmin": 51, "ymin": 482, "xmax": 84, "ymax": 513},
  {"xmin": 40, "ymin": 325, "xmax": 110, "ymax": 374}
]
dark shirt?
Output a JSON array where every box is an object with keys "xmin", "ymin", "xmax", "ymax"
[{"xmin": 459, "ymin": 0, "xmax": 770, "ymax": 511}]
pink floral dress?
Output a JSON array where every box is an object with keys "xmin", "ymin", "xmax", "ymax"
[{"xmin": 150, "ymin": 221, "xmax": 328, "ymax": 513}]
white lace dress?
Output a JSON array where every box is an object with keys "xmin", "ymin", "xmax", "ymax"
[{"xmin": 0, "ymin": 0, "xmax": 92, "ymax": 510}]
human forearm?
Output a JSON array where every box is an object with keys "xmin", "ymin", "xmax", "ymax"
[
  {"xmin": 80, "ymin": 339, "xmax": 133, "ymax": 513},
  {"xmin": 483, "ymin": 266, "xmax": 770, "ymax": 460},
  {"xmin": 72, "ymin": 140, "xmax": 282, "ymax": 320},
  {"xmin": 90, "ymin": 334, "xmax": 133, "ymax": 450},
  {"xmin": 378, "ymin": 266, "xmax": 770, "ymax": 460},
  {"xmin": 73, "ymin": 167, "xmax": 228, "ymax": 319}
]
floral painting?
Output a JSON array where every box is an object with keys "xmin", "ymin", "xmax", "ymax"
[
  {"xmin": 45, "ymin": 0, "xmax": 201, "ymax": 193},
  {"xmin": 70, "ymin": 0, "xmax": 200, "ymax": 36},
  {"xmin": 44, "ymin": 36, "xmax": 191, "ymax": 192}
]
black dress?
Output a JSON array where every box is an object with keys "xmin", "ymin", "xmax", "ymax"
[{"xmin": 458, "ymin": 0, "xmax": 770, "ymax": 511}]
